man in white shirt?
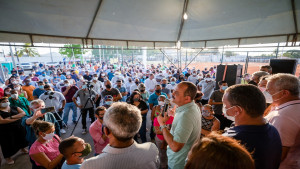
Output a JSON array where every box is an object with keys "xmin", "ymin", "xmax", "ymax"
[
  {"xmin": 187, "ymin": 70, "xmax": 199, "ymax": 85},
  {"xmin": 265, "ymin": 74, "xmax": 300, "ymax": 169},
  {"xmin": 81, "ymin": 102, "xmax": 159, "ymax": 169},
  {"xmin": 144, "ymin": 73, "xmax": 157, "ymax": 94}
]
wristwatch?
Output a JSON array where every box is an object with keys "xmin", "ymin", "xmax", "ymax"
[{"xmin": 160, "ymin": 125, "xmax": 167, "ymax": 131}]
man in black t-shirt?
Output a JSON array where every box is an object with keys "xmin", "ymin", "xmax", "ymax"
[
  {"xmin": 209, "ymin": 80, "xmax": 232, "ymax": 130},
  {"xmin": 83, "ymin": 71, "xmax": 92, "ymax": 81},
  {"xmin": 100, "ymin": 80, "xmax": 122, "ymax": 103}
]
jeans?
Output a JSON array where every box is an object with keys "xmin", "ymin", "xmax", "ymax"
[
  {"xmin": 81, "ymin": 107, "xmax": 95, "ymax": 129},
  {"xmin": 63, "ymin": 102, "xmax": 78, "ymax": 125},
  {"xmin": 134, "ymin": 117, "xmax": 147, "ymax": 143},
  {"xmin": 155, "ymin": 136, "xmax": 168, "ymax": 169},
  {"xmin": 53, "ymin": 111, "xmax": 63, "ymax": 129}
]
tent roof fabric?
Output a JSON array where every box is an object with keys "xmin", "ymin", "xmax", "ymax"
[{"xmin": 0, "ymin": 0, "xmax": 299, "ymax": 48}]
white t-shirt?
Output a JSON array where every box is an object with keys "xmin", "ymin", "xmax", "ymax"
[
  {"xmin": 39, "ymin": 91, "xmax": 66, "ymax": 112},
  {"xmin": 144, "ymin": 78, "xmax": 157, "ymax": 92},
  {"xmin": 265, "ymin": 100, "xmax": 300, "ymax": 169}
]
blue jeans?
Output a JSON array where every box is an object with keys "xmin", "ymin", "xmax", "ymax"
[{"xmin": 63, "ymin": 102, "xmax": 78, "ymax": 124}]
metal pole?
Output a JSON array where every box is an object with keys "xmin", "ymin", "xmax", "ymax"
[
  {"xmin": 180, "ymin": 49, "xmax": 182, "ymax": 70},
  {"xmin": 49, "ymin": 43, "xmax": 53, "ymax": 62},
  {"xmin": 121, "ymin": 47, "xmax": 124, "ymax": 66},
  {"xmin": 160, "ymin": 49, "xmax": 177, "ymax": 68},
  {"xmin": 132, "ymin": 50, "xmax": 134, "ymax": 64},
  {"xmin": 9, "ymin": 42, "xmax": 17, "ymax": 68},
  {"xmin": 185, "ymin": 49, "xmax": 187, "ymax": 68},
  {"xmin": 244, "ymin": 51, "xmax": 249, "ymax": 74},
  {"xmin": 183, "ymin": 48, "xmax": 204, "ymax": 70},
  {"xmin": 221, "ymin": 46, "xmax": 224, "ymax": 64},
  {"xmin": 177, "ymin": 49, "xmax": 179, "ymax": 69},
  {"xmin": 275, "ymin": 42, "xmax": 280, "ymax": 58}
]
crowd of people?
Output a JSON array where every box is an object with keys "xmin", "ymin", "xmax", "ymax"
[{"xmin": 0, "ymin": 61, "xmax": 299, "ymax": 169}]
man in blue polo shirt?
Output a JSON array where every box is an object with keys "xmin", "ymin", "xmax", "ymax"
[
  {"xmin": 148, "ymin": 84, "xmax": 167, "ymax": 110},
  {"xmin": 33, "ymin": 81, "xmax": 46, "ymax": 100},
  {"xmin": 223, "ymin": 84, "xmax": 281, "ymax": 169}
]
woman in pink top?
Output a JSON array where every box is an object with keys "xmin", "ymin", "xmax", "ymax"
[
  {"xmin": 154, "ymin": 109, "xmax": 174, "ymax": 169},
  {"xmin": 29, "ymin": 120, "xmax": 64, "ymax": 169},
  {"xmin": 89, "ymin": 106, "xmax": 109, "ymax": 155}
]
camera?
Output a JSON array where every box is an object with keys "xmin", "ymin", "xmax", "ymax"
[
  {"xmin": 85, "ymin": 81, "xmax": 94, "ymax": 89},
  {"xmin": 44, "ymin": 91, "xmax": 55, "ymax": 99}
]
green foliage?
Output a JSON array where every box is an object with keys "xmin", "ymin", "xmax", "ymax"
[
  {"xmin": 282, "ymin": 50, "xmax": 300, "ymax": 58},
  {"xmin": 16, "ymin": 43, "xmax": 40, "ymax": 57},
  {"xmin": 59, "ymin": 44, "xmax": 86, "ymax": 60},
  {"xmin": 224, "ymin": 51, "xmax": 235, "ymax": 57}
]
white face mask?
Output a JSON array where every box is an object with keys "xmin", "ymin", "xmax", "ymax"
[
  {"xmin": 15, "ymin": 87, "xmax": 20, "ymax": 90},
  {"xmin": 262, "ymin": 90, "xmax": 273, "ymax": 103},
  {"xmin": 93, "ymin": 77, "xmax": 98, "ymax": 80},
  {"xmin": 42, "ymin": 132, "xmax": 55, "ymax": 141},
  {"xmin": 269, "ymin": 90, "xmax": 284, "ymax": 102},
  {"xmin": 222, "ymin": 106, "xmax": 236, "ymax": 121},
  {"xmin": 0, "ymin": 102, "xmax": 10, "ymax": 108},
  {"xmin": 11, "ymin": 94, "xmax": 18, "ymax": 99},
  {"xmin": 158, "ymin": 101, "xmax": 165, "ymax": 106}
]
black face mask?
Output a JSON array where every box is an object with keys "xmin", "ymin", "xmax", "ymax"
[
  {"xmin": 195, "ymin": 99, "xmax": 201, "ymax": 103},
  {"xmin": 156, "ymin": 89, "xmax": 161, "ymax": 93},
  {"xmin": 135, "ymin": 82, "xmax": 139, "ymax": 85},
  {"xmin": 140, "ymin": 89, "xmax": 145, "ymax": 92},
  {"xmin": 99, "ymin": 116, "xmax": 103, "ymax": 120},
  {"xmin": 129, "ymin": 80, "xmax": 132, "ymax": 82},
  {"xmin": 106, "ymin": 84, "xmax": 111, "ymax": 89}
]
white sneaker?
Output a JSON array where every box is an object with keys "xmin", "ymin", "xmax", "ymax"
[
  {"xmin": 82, "ymin": 129, "xmax": 87, "ymax": 134},
  {"xmin": 60, "ymin": 129, "xmax": 66, "ymax": 134}
]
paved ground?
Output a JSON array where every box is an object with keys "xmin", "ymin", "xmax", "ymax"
[{"xmin": 0, "ymin": 108, "xmax": 153, "ymax": 169}]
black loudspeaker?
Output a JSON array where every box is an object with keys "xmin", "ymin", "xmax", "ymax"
[
  {"xmin": 269, "ymin": 59, "xmax": 297, "ymax": 75},
  {"xmin": 215, "ymin": 64, "xmax": 243, "ymax": 89}
]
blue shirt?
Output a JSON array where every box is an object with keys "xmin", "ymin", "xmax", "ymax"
[
  {"xmin": 108, "ymin": 72, "xmax": 114, "ymax": 81},
  {"xmin": 62, "ymin": 161, "xmax": 81, "ymax": 169},
  {"xmin": 148, "ymin": 92, "xmax": 167, "ymax": 106},
  {"xmin": 33, "ymin": 88, "xmax": 46, "ymax": 98},
  {"xmin": 223, "ymin": 123, "xmax": 282, "ymax": 169}
]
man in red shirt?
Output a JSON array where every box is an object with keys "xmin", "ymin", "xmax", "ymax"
[{"xmin": 61, "ymin": 80, "xmax": 79, "ymax": 125}]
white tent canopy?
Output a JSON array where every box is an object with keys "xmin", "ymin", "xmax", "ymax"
[{"xmin": 0, "ymin": 0, "xmax": 299, "ymax": 48}]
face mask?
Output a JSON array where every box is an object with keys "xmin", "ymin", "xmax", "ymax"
[
  {"xmin": 64, "ymin": 84, "xmax": 70, "ymax": 87},
  {"xmin": 93, "ymin": 77, "xmax": 98, "ymax": 80},
  {"xmin": 42, "ymin": 132, "xmax": 55, "ymax": 141},
  {"xmin": 221, "ymin": 86, "xmax": 228, "ymax": 91},
  {"xmin": 161, "ymin": 84, "xmax": 166, "ymax": 88},
  {"xmin": 133, "ymin": 98, "xmax": 139, "ymax": 102},
  {"xmin": 106, "ymin": 84, "xmax": 111, "ymax": 89},
  {"xmin": 15, "ymin": 87, "xmax": 20, "ymax": 90},
  {"xmin": 82, "ymin": 85, "xmax": 87, "ymax": 89},
  {"xmin": 202, "ymin": 110, "xmax": 211, "ymax": 117},
  {"xmin": 140, "ymin": 89, "xmax": 145, "ymax": 92},
  {"xmin": 262, "ymin": 90, "xmax": 273, "ymax": 103},
  {"xmin": 222, "ymin": 106, "xmax": 236, "ymax": 121},
  {"xmin": 78, "ymin": 143, "xmax": 92, "ymax": 157},
  {"xmin": 39, "ymin": 85, "xmax": 44, "ymax": 89},
  {"xmin": 0, "ymin": 102, "xmax": 10, "ymax": 108},
  {"xmin": 129, "ymin": 80, "xmax": 132, "ymax": 82},
  {"xmin": 101, "ymin": 73, "xmax": 105, "ymax": 76},
  {"xmin": 135, "ymin": 82, "xmax": 139, "ymax": 85},
  {"xmin": 171, "ymin": 82, "xmax": 175, "ymax": 85},
  {"xmin": 12, "ymin": 81, "xmax": 17, "ymax": 84},
  {"xmin": 11, "ymin": 94, "xmax": 18, "ymax": 99},
  {"xmin": 156, "ymin": 89, "xmax": 161, "ymax": 93},
  {"xmin": 106, "ymin": 101, "xmax": 113, "ymax": 105},
  {"xmin": 158, "ymin": 101, "xmax": 165, "ymax": 106},
  {"xmin": 143, "ymin": 76, "xmax": 146, "ymax": 79},
  {"xmin": 5, "ymin": 91, "xmax": 10, "ymax": 95},
  {"xmin": 42, "ymin": 74, "xmax": 46, "ymax": 77},
  {"xmin": 270, "ymin": 90, "xmax": 284, "ymax": 102},
  {"xmin": 99, "ymin": 116, "xmax": 103, "ymax": 120}
]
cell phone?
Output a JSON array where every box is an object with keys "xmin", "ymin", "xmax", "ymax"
[
  {"xmin": 162, "ymin": 99, "xmax": 170, "ymax": 117},
  {"xmin": 41, "ymin": 107, "xmax": 55, "ymax": 114}
]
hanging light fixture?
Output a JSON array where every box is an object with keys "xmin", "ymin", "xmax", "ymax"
[{"xmin": 183, "ymin": 12, "xmax": 188, "ymax": 20}]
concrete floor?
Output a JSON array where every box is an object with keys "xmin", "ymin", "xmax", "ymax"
[{"xmin": 0, "ymin": 108, "xmax": 153, "ymax": 169}]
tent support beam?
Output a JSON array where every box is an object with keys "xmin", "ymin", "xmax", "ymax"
[
  {"xmin": 160, "ymin": 49, "xmax": 177, "ymax": 68},
  {"xmin": 177, "ymin": 0, "xmax": 189, "ymax": 41},
  {"xmin": 0, "ymin": 30, "xmax": 299, "ymax": 46},
  {"xmin": 183, "ymin": 48, "xmax": 203, "ymax": 70},
  {"xmin": 291, "ymin": 0, "xmax": 298, "ymax": 46},
  {"xmin": 86, "ymin": 0, "xmax": 103, "ymax": 39}
]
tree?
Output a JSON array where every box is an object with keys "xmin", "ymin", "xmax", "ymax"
[
  {"xmin": 224, "ymin": 51, "xmax": 235, "ymax": 57},
  {"xmin": 16, "ymin": 43, "xmax": 40, "ymax": 57},
  {"xmin": 282, "ymin": 50, "xmax": 300, "ymax": 58},
  {"xmin": 59, "ymin": 44, "xmax": 86, "ymax": 60}
]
